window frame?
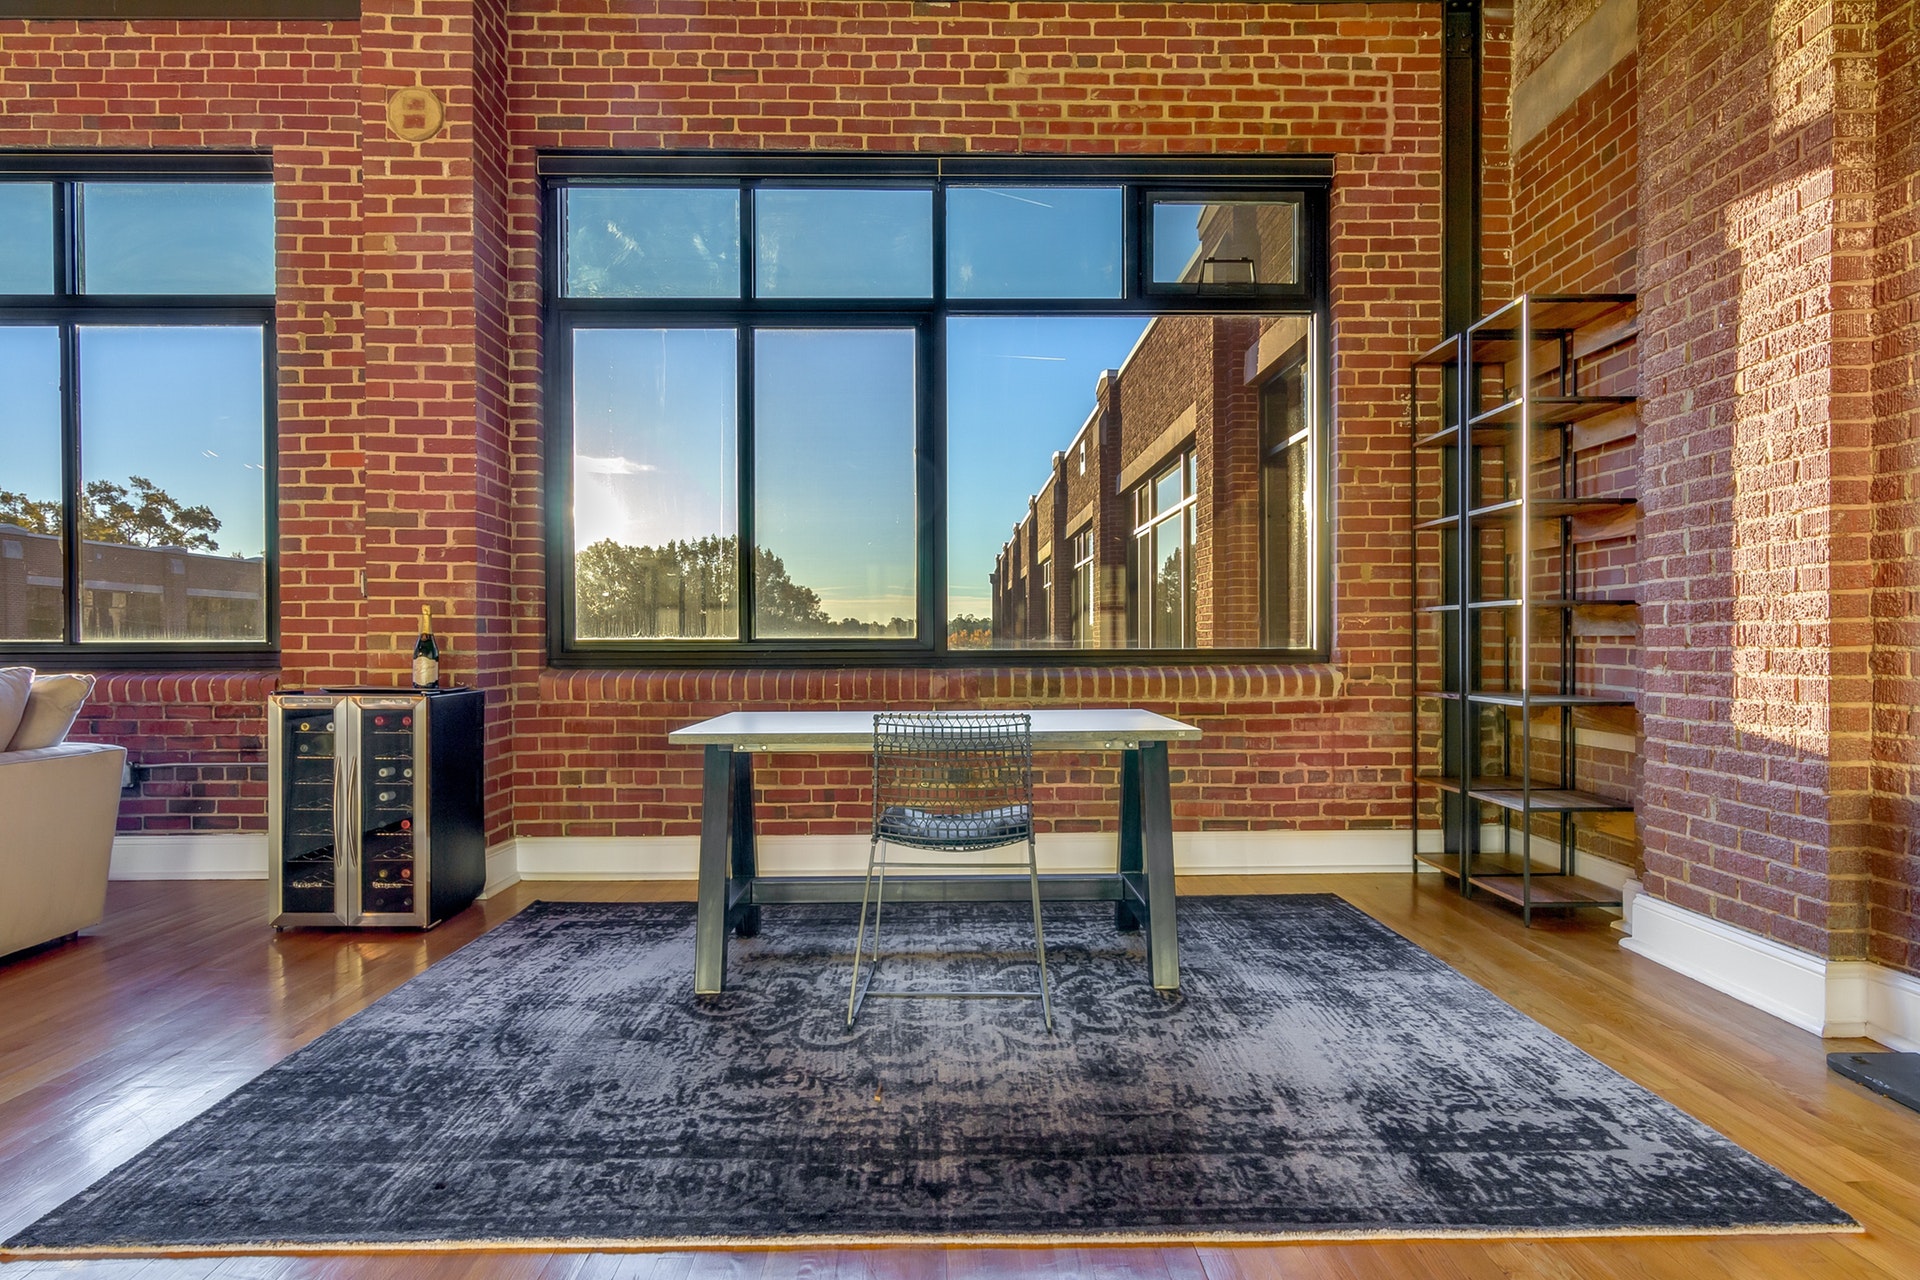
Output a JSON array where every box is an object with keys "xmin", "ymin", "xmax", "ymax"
[
  {"xmin": 542, "ymin": 152, "xmax": 1333, "ymax": 668},
  {"xmin": 0, "ymin": 152, "xmax": 279, "ymax": 669}
]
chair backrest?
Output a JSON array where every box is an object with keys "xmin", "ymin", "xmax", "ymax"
[{"xmin": 872, "ymin": 712, "xmax": 1033, "ymax": 850}]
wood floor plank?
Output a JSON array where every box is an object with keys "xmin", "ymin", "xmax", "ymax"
[{"xmin": 3, "ymin": 876, "xmax": 1918, "ymax": 1279}]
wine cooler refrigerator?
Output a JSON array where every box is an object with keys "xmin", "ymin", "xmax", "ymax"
[{"xmin": 268, "ymin": 687, "xmax": 485, "ymax": 929}]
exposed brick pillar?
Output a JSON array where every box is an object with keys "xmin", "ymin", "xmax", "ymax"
[
  {"xmin": 1867, "ymin": 0, "xmax": 1920, "ymax": 974},
  {"xmin": 1637, "ymin": 0, "xmax": 1876, "ymax": 959},
  {"xmin": 360, "ymin": 0, "xmax": 516, "ymax": 837}
]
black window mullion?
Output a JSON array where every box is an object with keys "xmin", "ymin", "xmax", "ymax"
[
  {"xmin": 58, "ymin": 318, "xmax": 80, "ymax": 646},
  {"xmin": 737, "ymin": 325, "xmax": 756, "ymax": 643},
  {"xmin": 739, "ymin": 185, "xmax": 757, "ymax": 640},
  {"xmin": 920, "ymin": 315, "xmax": 941, "ymax": 653},
  {"xmin": 51, "ymin": 180, "xmax": 79, "ymax": 645}
]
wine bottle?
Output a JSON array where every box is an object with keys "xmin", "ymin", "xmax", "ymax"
[{"xmin": 412, "ymin": 605, "xmax": 440, "ymax": 688}]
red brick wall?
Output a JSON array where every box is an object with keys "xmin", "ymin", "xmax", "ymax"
[
  {"xmin": 70, "ymin": 675, "xmax": 278, "ymax": 835},
  {"xmin": 1636, "ymin": 0, "xmax": 1876, "ymax": 961},
  {"xmin": 1868, "ymin": 0, "xmax": 1920, "ymax": 973},
  {"xmin": 1514, "ymin": 0, "xmax": 1608, "ymax": 82},
  {"xmin": 1480, "ymin": 4, "xmax": 1514, "ymax": 308},
  {"xmin": 1511, "ymin": 55, "xmax": 1635, "ymax": 295},
  {"xmin": 501, "ymin": 4, "xmax": 1443, "ymax": 841},
  {"xmin": 2, "ymin": 4, "xmax": 1442, "ymax": 853}
]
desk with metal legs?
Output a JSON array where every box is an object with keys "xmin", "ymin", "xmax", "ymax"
[{"xmin": 667, "ymin": 710, "xmax": 1202, "ymax": 996}]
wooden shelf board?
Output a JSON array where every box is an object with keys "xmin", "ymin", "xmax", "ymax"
[
  {"xmin": 1466, "ymin": 499, "xmax": 1524, "ymax": 522},
  {"xmin": 1413, "ymin": 334, "xmax": 1460, "ymax": 367},
  {"xmin": 1414, "ymin": 513, "xmax": 1462, "ymax": 531},
  {"xmin": 1418, "ymin": 602, "xmax": 1462, "ymax": 614},
  {"xmin": 1421, "ymin": 774, "xmax": 1578, "ymax": 798},
  {"xmin": 1468, "ymin": 786, "xmax": 1635, "ymax": 814},
  {"xmin": 1468, "ymin": 497, "xmax": 1638, "ymax": 522},
  {"xmin": 1536, "ymin": 496, "xmax": 1638, "ymax": 520},
  {"xmin": 1418, "ymin": 851, "xmax": 1540, "ymax": 880},
  {"xmin": 1468, "ymin": 872, "xmax": 1624, "ymax": 908},
  {"xmin": 1467, "ymin": 395, "xmax": 1637, "ymax": 428},
  {"xmin": 1532, "ymin": 597, "xmax": 1640, "ymax": 611},
  {"xmin": 1467, "ymin": 692, "xmax": 1637, "ymax": 709},
  {"xmin": 1465, "ymin": 296, "xmax": 1638, "ymax": 364},
  {"xmin": 1412, "ymin": 426, "xmax": 1459, "ymax": 450}
]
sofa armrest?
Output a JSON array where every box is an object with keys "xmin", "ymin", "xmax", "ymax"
[{"xmin": 0, "ymin": 741, "xmax": 127, "ymax": 959}]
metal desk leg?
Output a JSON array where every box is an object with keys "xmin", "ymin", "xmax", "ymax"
[
  {"xmin": 1139, "ymin": 740, "xmax": 1180, "ymax": 991},
  {"xmin": 728, "ymin": 749, "xmax": 760, "ymax": 938},
  {"xmin": 1115, "ymin": 749, "xmax": 1144, "ymax": 933},
  {"xmin": 695, "ymin": 744, "xmax": 735, "ymax": 995}
]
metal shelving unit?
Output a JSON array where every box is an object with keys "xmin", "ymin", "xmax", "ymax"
[{"xmin": 1408, "ymin": 293, "xmax": 1641, "ymax": 924}]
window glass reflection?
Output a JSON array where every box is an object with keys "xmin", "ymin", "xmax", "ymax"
[
  {"xmin": 0, "ymin": 184, "xmax": 55, "ymax": 295},
  {"xmin": 754, "ymin": 329, "xmax": 917, "ymax": 638},
  {"xmin": 566, "ymin": 187, "xmax": 740, "ymax": 298},
  {"xmin": 755, "ymin": 188, "xmax": 933, "ymax": 299},
  {"xmin": 571, "ymin": 328, "xmax": 740, "ymax": 640},
  {"xmin": 0, "ymin": 327, "xmax": 65, "ymax": 641},
  {"xmin": 80, "ymin": 182, "xmax": 275, "ymax": 296},
  {"xmin": 947, "ymin": 186, "xmax": 1123, "ymax": 299},
  {"xmin": 75, "ymin": 326, "xmax": 267, "ymax": 641},
  {"xmin": 954, "ymin": 314, "xmax": 1316, "ymax": 650},
  {"xmin": 1151, "ymin": 198, "xmax": 1301, "ymax": 288}
]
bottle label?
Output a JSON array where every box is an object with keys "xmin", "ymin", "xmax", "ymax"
[{"xmin": 412, "ymin": 656, "xmax": 439, "ymax": 687}]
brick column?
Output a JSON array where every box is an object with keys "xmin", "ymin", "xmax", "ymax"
[
  {"xmin": 1637, "ymin": 0, "xmax": 1877, "ymax": 960},
  {"xmin": 360, "ymin": 0, "xmax": 517, "ymax": 837}
]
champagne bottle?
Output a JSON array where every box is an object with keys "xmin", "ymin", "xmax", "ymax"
[{"xmin": 412, "ymin": 606, "xmax": 440, "ymax": 689}]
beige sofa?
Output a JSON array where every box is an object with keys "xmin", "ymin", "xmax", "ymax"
[{"xmin": 0, "ymin": 741, "xmax": 126, "ymax": 960}]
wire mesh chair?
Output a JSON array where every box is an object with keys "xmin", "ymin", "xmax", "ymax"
[{"xmin": 846, "ymin": 712, "xmax": 1053, "ymax": 1030}]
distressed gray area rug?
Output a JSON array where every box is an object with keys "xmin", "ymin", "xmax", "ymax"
[{"xmin": 6, "ymin": 895, "xmax": 1852, "ymax": 1253}]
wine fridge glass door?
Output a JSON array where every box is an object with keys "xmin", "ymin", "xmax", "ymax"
[
  {"xmin": 353, "ymin": 697, "xmax": 426, "ymax": 923},
  {"xmin": 275, "ymin": 702, "xmax": 344, "ymax": 922}
]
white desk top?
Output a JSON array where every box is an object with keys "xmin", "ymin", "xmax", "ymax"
[{"xmin": 669, "ymin": 709, "xmax": 1201, "ymax": 751}]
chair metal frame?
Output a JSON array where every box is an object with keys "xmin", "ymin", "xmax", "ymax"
[{"xmin": 846, "ymin": 711, "xmax": 1053, "ymax": 1030}]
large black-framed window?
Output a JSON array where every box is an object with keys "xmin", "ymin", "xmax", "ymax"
[
  {"xmin": 0, "ymin": 153, "xmax": 278, "ymax": 667},
  {"xmin": 544, "ymin": 152, "xmax": 1332, "ymax": 667}
]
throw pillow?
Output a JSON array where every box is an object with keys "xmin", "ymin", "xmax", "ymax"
[
  {"xmin": 0, "ymin": 666, "xmax": 32, "ymax": 750},
  {"xmin": 7, "ymin": 672, "xmax": 96, "ymax": 752}
]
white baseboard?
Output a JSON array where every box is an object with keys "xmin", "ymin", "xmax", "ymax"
[
  {"xmin": 479, "ymin": 841, "xmax": 521, "ymax": 900},
  {"xmin": 109, "ymin": 833, "xmax": 268, "ymax": 880},
  {"xmin": 1622, "ymin": 893, "xmax": 1920, "ymax": 1050},
  {"xmin": 496, "ymin": 828, "xmax": 1424, "ymax": 883},
  {"xmin": 1827, "ymin": 962, "xmax": 1920, "ymax": 1053}
]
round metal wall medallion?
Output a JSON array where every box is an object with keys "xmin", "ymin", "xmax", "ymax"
[{"xmin": 386, "ymin": 87, "xmax": 446, "ymax": 142}]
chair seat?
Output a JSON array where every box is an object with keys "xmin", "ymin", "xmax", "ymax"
[{"xmin": 878, "ymin": 803, "xmax": 1032, "ymax": 849}]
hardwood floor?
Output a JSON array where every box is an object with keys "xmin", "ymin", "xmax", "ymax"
[{"xmin": 1, "ymin": 873, "xmax": 1916, "ymax": 1278}]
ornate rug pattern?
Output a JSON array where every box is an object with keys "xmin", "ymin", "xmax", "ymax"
[{"xmin": 6, "ymin": 895, "xmax": 1853, "ymax": 1251}]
